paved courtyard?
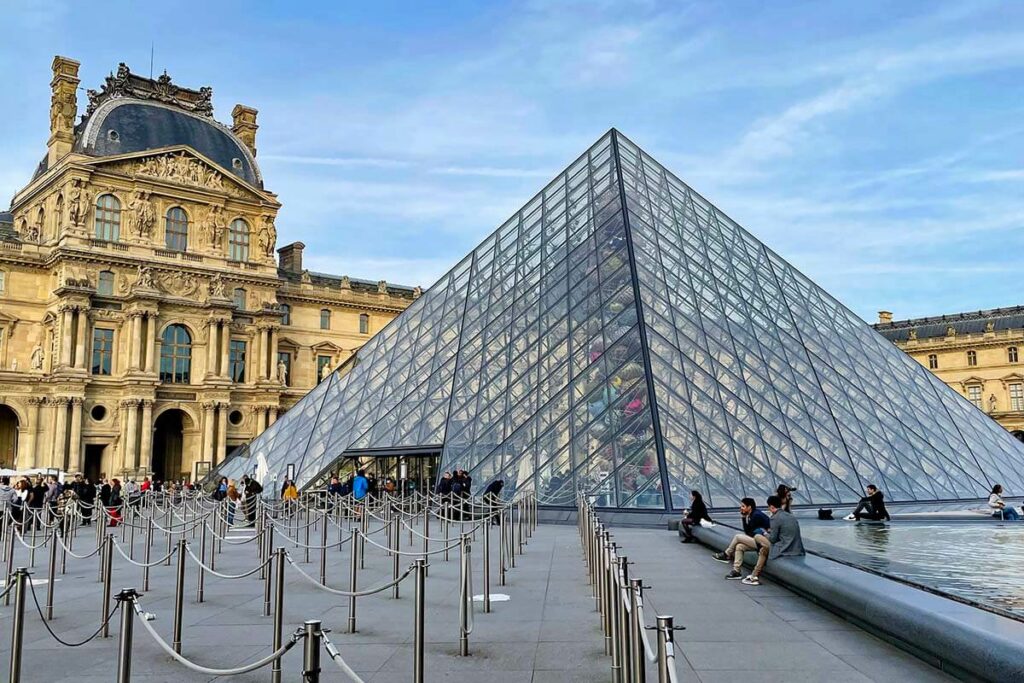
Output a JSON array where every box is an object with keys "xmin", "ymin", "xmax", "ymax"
[{"xmin": 0, "ymin": 515, "xmax": 956, "ymax": 682}]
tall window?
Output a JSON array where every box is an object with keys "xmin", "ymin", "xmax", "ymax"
[
  {"xmin": 927, "ymin": 354, "xmax": 938, "ymax": 370},
  {"xmin": 1011, "ymin": 383, "xmax": 1024, "ymax": 411},
  {"xmin": 359, "ymin": 313, "xmax": 369, "ymax": 334},
  {"xmin": 229, "ymin": 339, "xmax": 247, "ymax": 383},
  {"xmin": 229, "ymin": 219, "xmax": 250, "ymax": 262},
  {"xmin": 95, "ymin": 194, "xmax": 121, "ymax": 242},
  {"xmin": 165, "ymin": 207, "xmax": 188, "ymax": 251},
  {"xmin": 91, "ymin": 328, "xmax": 114, "ymax": 375},
  {"xmin": 160, "ymin": 324, "xmax": 192, "ymax": 384},
  {"xmin": 317, "ymin": 354, "xmax": 333, "ymax": 382},
  {"xmin": 233, "ymin": 288, "xmax": 246, "ymax": 310},
  {"xmin": 97, "ymin": 270, "xmax": 114, "ymax": 296},
  {"xmin": 967, "ymin": 385, "xmax": 982, "ymax": 409},
  {"xmin": 1010, "ymin": 347, "xmax": 1019, "ymax": 364},
  {"xmin": 967, "ymin": 350, "xmax": 978, "ymax": 366},
  {"xmin": 320, "ymin": 309, "xmax": 331, "ymax": 330},
  {"xmin": 280, "ymin": 304, "xmax": 291, "ymax": 326},
  {"xmin": 277, "ymin": 351, "xmax": 292, "ymax": 386}
]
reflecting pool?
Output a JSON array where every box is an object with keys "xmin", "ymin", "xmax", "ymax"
[{"xmin": 800, "ymin": 521, "xmax": 1024, "ymax": 619}]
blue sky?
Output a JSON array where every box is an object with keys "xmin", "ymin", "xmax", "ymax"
[{"xmin": 3, "ymin": 0, "xmax": 1024, "ymax": 322}]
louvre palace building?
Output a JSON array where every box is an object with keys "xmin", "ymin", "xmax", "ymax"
[{"xmin": 0, "ymin": 56, "xmax": 417, "ymax": 482}]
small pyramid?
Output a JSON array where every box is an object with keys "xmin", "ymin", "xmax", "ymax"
[{"xmin": 214, "ymin": 130, "xmax": 1024, "ymax": 508}]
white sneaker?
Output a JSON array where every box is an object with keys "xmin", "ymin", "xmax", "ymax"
[
  {"xmin": 844, "ymin": 514, "xmax": 856, "ymax": 521},
  {"xmin": 741, "ymin": 575, "xmax": 760, "ymax": 586}
]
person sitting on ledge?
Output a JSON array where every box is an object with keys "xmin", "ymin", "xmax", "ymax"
[
  {"xmin": 844, "ymin": 484, "xmax": 890, "ymax": 521},
  {"xmin": 988, "ymin": 484, "xmax": 1020, "ymax": 520},
  {"xmin": 712, "ymin": 497, "xmax": 770, "ymax": 580},
  {"xmin": 678, "ymin": 490, "xmax": 712, "ymax": 543},
  {"xmin": 739, "ymin": 494, "xmax": 807, "ymax": 586}
]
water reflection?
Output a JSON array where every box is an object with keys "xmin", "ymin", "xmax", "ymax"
[{"xmin": 802, "ymin": 522, "xmax": 1024, "ymax": 618}]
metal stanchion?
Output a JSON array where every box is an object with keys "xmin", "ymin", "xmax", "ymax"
[
  {"xmin": 115, "ymin": 588, "xmax": 138, "ymax": 683},
  {"xmin": 413, "ymin": 557, "xmax": 426, "ymax": 683},
  {"xmin": 617, "ymin": 556, "xmax": 632, "ymax": 683},
  {"xmin": 422, "ymin": 503, "xmax": 430, "ymax": 576},
  {"xmin": 302, "ymin": 620, "xmax": 322, "ymax": 683},
  {"xmin": 45, "ymin": 526, "xmax": 58, "ymax": 619},
  {"xmin": 630, "ymin": 579, "xmax": 646, "ymax": 683},
  {"xmin": 197, "ymin": 523, "xmax": 206, "ymax": 603},
  {"xmin": 60, "ymin": 514, "xmax": 69, "ymax": 575},
  {"xmin": 172, "ymin": 538, "xmax": 186, "ymax": 654},
  {"xmin": 8, "ymin": 567, "xmax": 28, "ymax": 683},
  {"xmin": 319, "ymin": 509, "xmax": 328, "ymax": 585},
  {"xmin": 499, "ymin": 508, "xmax": 507, "ymax": 586},
  {"xmin": 359, "ymin": 509, "xmax": 367, "ymax": 569},
  {"xmin": 459, "ymin": 533, "xmax": 471, "ymax": 656},
  {"xmin": 390, "ymin": 510, "xmax": 400, "ymax": 599},
  {"xmin": 483, "ymin": 514, "xmax": 491, "ymax": 613},
  {"xmin": 143, "ymin": 517, "xmax": 153, "ymax": 591},
  {"xmin": 102, "ymin": 533, "xmax": 114, "ymax": 637},
  {"xmin": 347, "ymin": 527, "xmax": 359, "ymax": 633},
  {"xmin": 272, "ymin": 547, "xmax": 286, "ymax": 683},
  {"xmin": 304, "ymin": 508, "xmax": 311, "ymax": 563},
  {"xmin": 443, "ymin": 514, "xmax": 450, "ymax": 562},
  {"xmin": 655, "ymin": 615, "xmax": 674, "ymax": 683},
  {"xmin": 263, "ymin": 542, "xmax": 273, "ymax": 617},
  {"xmin": 164, "ymin": 520, "xmax": 173, "ymax": 567},
  {"xmin": 509, "ymin": 505, "xmax": 517, "ymax": 569},
  {"xmin": 4, "ymin": 522, "xmax": 14, "ymax": 607}
]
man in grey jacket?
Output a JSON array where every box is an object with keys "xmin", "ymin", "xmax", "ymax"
[{"xmin": 741, "ymin": 494, "xmax": 805, "ymax": 586}]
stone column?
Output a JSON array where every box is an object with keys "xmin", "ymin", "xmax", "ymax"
[
  {"xmin": 51, "ymin": 397, "xmax": 69, "ymax": 469},
  {"xmin": 139, "ymin": 399, "xmax": 154, "ymax": 473},
  {"xmin": 268, "ymin": 406, "xmax": 278, "ymax": 426},
  {"xmin": 252, "ymin": 326, "xmax": 263, "ymax": 381},
  {"xmin": 202, "ymin": 402, "xmax": 216, "ymax": 462},
  {"xmin": 206, "ymin": 319, "xmax": 219, "ymax": 376},
  {"xmin": 68, "ymin": 397, "xmax": 83, "ymax": 471},
  {"xmin": 220, "ymin": 323, "xmax": 231, "ymax": 379},
  {"xmin": 22, "ymin": 397, "xmax": 43, "ymax": 470},
  {"xmin": 255, "ymin": 406, "xmax": 267, "ymax": 434},
  {"xmin": 123, "ymin": 399, "xmax": 139, "ymax": 471},
  {"xmin": 59, "ymin": 308, "xmax": 73, "ymax": 367},
  {"xmin": 129, "ymin": 313, "xmax": 142, "ymax": 370},
  {"xmin": 268, "ymin": 327, "xmax": 279, "ymax": 382},
  {"xmin": 74, "ymin": 308, "xmax": 88, "ymax": 369},
  {"xmin": 215, "ymin": 402, "xmax": 228, "ymax": 464},
  {"xmin": 145, "ymin": 314, "xmax": 158, "ymax": 373}
]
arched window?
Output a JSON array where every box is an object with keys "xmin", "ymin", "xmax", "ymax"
[
  {"xmin": 233, "ymin": 288, "xmax": 246, "ymax": 310},
  {"xmin": 165, "ymin": 207, "xmax": 188, "ymax": 251},
  {"xmin": 280, "ymin": 304, "xmax": 291, "ymax": 326},
  {"xmin": 228, "ymin": 219, "xmax": 250, "ymax": 262},
  {"xmin": 1009, "ymin": 347, "xmax": 1019, "ymax": 364},
  {"xmin": 97, "ymin": 270, "xmax": 114, "ymax": 296},
  {"xmin": 967, "ymin": 350, "xmax": 978, "ymax": 367},
  {"xmin": 320, "ymin": 309, "xmax": 331, "ymax": 330},
  {"xmin": 160, "ymin": 324, "xmax": 192, "ymax": 384},
  {"xmin": 927, "ymin": 354, "xmax": 938, "ymax": 370},
  {"xmin": 359, "ymin": 313, "xmax": 369, "ymax": 334},
  {"xmin": 94, "ymin": 194, "xmax": 121, "ymax": 241}
]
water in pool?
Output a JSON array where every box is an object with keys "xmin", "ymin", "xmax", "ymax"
[{"xmin": 800, "ymin": 521, "xmax": 1024, "ymax": 619}]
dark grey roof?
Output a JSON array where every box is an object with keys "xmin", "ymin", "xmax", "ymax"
[
  {"xmin": 74, "ymin": 100, "xmax": 261, "ymax": 187},
  {"xmin": 874, "ymin": 306, "xmax": 1024, "ymax": 342},
  {"xmin": 278, "ymin": 269, "xmax": 419, "ymax": 298},
  {"xmin": 0, "ymin": 212, "xmax": 20, "ymax": 243}
]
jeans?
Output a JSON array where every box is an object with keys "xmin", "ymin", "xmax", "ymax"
[
  {"xmin": 726, "ymin": 533, "xmax": 771, "ymax": 575},
  {"xmin": 227, "ymin": 501, "xmax": 236, "ymax": 525},
  {"xmin": 852, "ymin": 501, "xmax": 886, "ymax": 521},
  {"xmin": 994, "ymin": 507, "xmax": 1020, "ymax": 520}
]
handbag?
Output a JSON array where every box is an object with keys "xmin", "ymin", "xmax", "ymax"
[{"xmin": 817, "ymin": 508, "xmax": 833, "ymax": 520}]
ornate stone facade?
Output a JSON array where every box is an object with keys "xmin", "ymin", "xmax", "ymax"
[
  {"xmin": 874, "ymin": 308, "xmax": 1024, "ymax": 441},
  {"xmin": 0, "ymin": 57, "xmax": 417, "ymax": 480}
]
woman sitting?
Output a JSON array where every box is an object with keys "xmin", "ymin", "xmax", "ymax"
[
  {"xmin": 678, "ymin": 490, "xmax": 713, "ymax": 543},
  {"xmin": 988, "ymin": 484, "xmax": 1020, "ymax": 520}
]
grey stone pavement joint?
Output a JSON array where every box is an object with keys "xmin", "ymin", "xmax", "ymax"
[{"xmin": 0, "ymin": 519, "xmax": 957, "ymax": 682}]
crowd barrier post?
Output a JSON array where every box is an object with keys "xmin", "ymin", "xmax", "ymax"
[
  {"xmin": 102, "ymin": 533, "xmax": 114, "ymax": 637},
  {"xmin": 172, "ymin": 538, "xmax": 186, "ymax": 654},
  {"xmin": 45, "ymin": 526, "xmax": 58, "ymax": 619},
  {"xmin": 271, "ymin": 547, "xmax": 286, "ymax": 683},
  {"xmin": 7, "ymin": 567, "xmax": 29, "ymax": 683},
  {"xmin": 302, "ymin": 620, "xmax": 322, "ymax": 683},
  {"xmin": 115, "ymin": 588, "xmax": 138, "ymax": 683},
  {"xmin": 347, "ymin": 527, "xmax": 359, "ymax": 633}
]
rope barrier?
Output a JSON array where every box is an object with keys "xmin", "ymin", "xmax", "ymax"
[
  {"xmin": 132, "ymin": 598, "xmax": 305, "ymax": 675},
  {"xmin": 285, "ymin": 552, "xmax": 415, "ymax": 597},
  {"xmin": 111, "ymin": 537, "xmax": 178, "ymax": 568},
  {"xmin": 322, "ymin": 631, "xmax": 367, "ymax": 683},
  {"xmin": 184, "ymin": 545, "xmax": 272, "ymax": 579},
  {"xmin": 27, "ymin": 579, "xmax": 119, "ymax": 647}
]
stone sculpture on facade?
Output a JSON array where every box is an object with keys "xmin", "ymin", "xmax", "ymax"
[
  {"xmin": 127, "ymin": 190, "xmax": 155, "ymax": 238},
  {"xmin": 208, "ymin": 273, "xmax": 227, "ymax": 299},
  {"xmin": 201, "ymin": 205, "xmax": 226, "ymax": 249},
  {"xmin": 136, "ymin": 153, "xmax": 226, "ymax": 192},
  {"xmin": 258, "ymin": 215, "xmax": 276, "ymax": 257},
  {"xmin": 67, "ymin": 179, "xmax": 88, "ymax": 226},
  {"xmin": 136, "ymin": 265, "xmax": 157, "ymax": 290},
  {"xmin": 277, "ymin": 359, "xmax": 288, "ymax": 384},
  {"xmin": 30, "ymin": 345, "xmax": 44, "ymax": 371}
]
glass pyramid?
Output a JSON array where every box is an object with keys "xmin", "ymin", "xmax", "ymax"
[{"xmin": 213, "ymin": 130, "xmax": 1024, "ymax": 509}]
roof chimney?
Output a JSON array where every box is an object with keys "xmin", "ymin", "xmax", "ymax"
[
  {"xmin": 278, "ymin": 241, "xmax": 304, "ymax": 274},
  {"xmin": 48, "ymin": 55, "xmax": 80, "ymax": 167},
  {"xmin": 231, "ymin": 104, "xmax": 259, "ymax": 156},
  {"xmin": 878, "ymin": 311, "xmax": 893, "ymax": 324}
]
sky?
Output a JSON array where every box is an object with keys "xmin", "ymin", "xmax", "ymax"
[{"xmin": 2, "ymin": 0, "xmax": 1023, "ymax": 323}]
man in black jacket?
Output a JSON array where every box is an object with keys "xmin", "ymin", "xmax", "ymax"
[
  {"xmin": 845, "ymin": 484, "xmax": 890, "ymax": 521},
  {"xmin": 242, "ymin": 476, "xmax": 263, "ymax": 525},
  {"xmin": 483, "ymin": 479, "xmax": 504, "ymax": 524}
]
